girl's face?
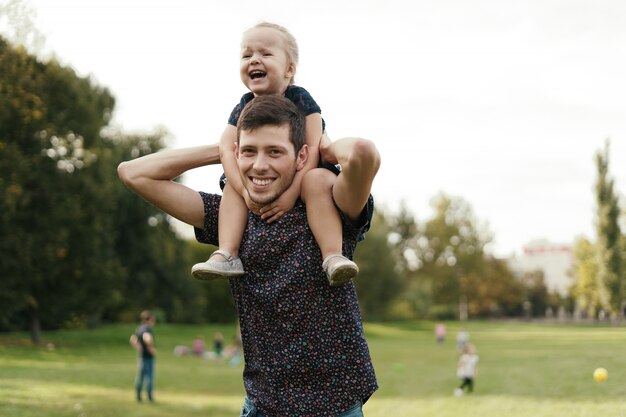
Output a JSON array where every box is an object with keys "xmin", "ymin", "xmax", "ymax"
[{"xmin": 240, "ymin": 27, "xmax": 295, "ymax": 96}]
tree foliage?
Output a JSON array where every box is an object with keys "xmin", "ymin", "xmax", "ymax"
[
  {"xmin": 0, "ymin": 37, "xmax": 119, "ymax": 340},
  {"xmin": 0, "ymin": 37, "xmax": 207, "ymax": 341},
  {"xmin": 594, "ymin": 140, "xmax": 624, "ymax": 315},
  {"xmin": 572, "ymin": 237, "xmax": 601, "ymax": 318},
  {"xmin": 354, "ymin": 211, "xmax": 404, "ymax": 321},
  {"xmin": 386, "ymin": 193, "xmax": 526, "ymax": 319}
]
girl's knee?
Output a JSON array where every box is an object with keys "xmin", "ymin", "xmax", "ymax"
[{"xmin": 302, "ymin": 168, "xmax": 335, "ymax": 198}]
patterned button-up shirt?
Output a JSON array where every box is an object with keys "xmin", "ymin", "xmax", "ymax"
[{"xmin": 195, "ymin": 193, "xmax": 377, "ymax": 416}]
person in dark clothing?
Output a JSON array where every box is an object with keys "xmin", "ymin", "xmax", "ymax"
[{"xmin": 129, "ymin": 310, "xmax": 157, "ymax": 402}]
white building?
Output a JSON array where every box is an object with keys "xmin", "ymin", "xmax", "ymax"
[{"xmin": 506, "ymin": 239, "xmax": 574, "ymax": 297}]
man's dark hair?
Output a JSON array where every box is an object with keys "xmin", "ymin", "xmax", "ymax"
[
  {"xmin": 140, "ymin": 310, "xmax": 153, "ymax": 322},
  {"xmin": 237, "ymin": 95, "xmax": 306, "ymax": 154}
]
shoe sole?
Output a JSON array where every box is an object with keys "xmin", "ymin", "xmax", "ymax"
[
  {"xmin": 329, "ymin": 264, "xmax": 358, "ymax": 286},
  {"xmin": 191, "ymin": 267, "xmax": 244, "ymax": 281}
]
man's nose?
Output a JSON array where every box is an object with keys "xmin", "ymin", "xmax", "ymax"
[{"xmin": 252, "ymin": 154, "xmax": 269, "ymax": 171}]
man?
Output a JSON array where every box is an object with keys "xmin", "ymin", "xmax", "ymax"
[
  {"xmin": 118, "ymin": 95, "xmax": 381, "ymax": 416},
  {"xmin": 129, "ymin": 310, "xmax": 157, "ymax": 403}
]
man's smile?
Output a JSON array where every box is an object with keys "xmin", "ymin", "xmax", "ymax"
[{"xmin": 251, "ymin": 177, "xmax": 274, "ymax": 187}]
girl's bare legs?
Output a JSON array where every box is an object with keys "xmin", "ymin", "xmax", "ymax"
[
  {"xmin": 191, "ymin": 182, "xmax": 248, "ymax": 280},
  {"xmin": 301, "ymin": 168, "xmax": 358, "ymax": 286}
]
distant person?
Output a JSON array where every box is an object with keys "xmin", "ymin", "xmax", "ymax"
[
  {"xmin": 190, "ymin": 21, "xmax": 360, "ymax": 287},
  {"xmin": 456, "ymin": 327, "xmax": 469, "ymax": 352},
  {"xmin": 129, "ymin": 310, "xmax": 156, "ymax": 403},
  {"xmin": 213, "ymin": 332, "xmax": 224, "ymax": 357},
  {"xmin": 192, "ymin": 335, "xmax": 206, "ymax": 356},
  {"xmin": 455, "ymin": 344, "xmax": 479, "ymax": 396},
  {"xmin": 435, "ymin": 322, "xmax": 446, "ymax": 344},
  {"xmin": 225, "ymin": 333, "xmax": 243, "ymax": 367}
]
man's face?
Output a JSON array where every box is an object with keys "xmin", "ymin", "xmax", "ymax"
[{"xmin": 236, "ymin": 124, "xmax": 307, "ymax": 206}]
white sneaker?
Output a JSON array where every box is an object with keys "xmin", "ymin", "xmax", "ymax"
[
  {"xmin": 454, "ymin": 388, "xmax": 463, "ymax": 397},
  {"xmin": 322, "ymin": 254, "xmax": 359, "ymax": 286},
  {"xmin": 191, "ymin": 250, "xmax": 244, "ymax": 280}
]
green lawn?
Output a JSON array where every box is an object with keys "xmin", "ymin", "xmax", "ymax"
[{"xmin": 1, "ymin": 321, "xmax": 624, "ymax": 417}]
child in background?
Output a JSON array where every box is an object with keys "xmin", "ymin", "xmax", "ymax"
[
  {"xmin": 435, "ymin": 322, "xmax": 446, "ymax": 344},
  {"xmin": 455, "ymin": 344, "xmax": 479, "ymax": 396},
  {"xmin": 191, "ymin": 22, "xmax": 359, "ymax": 286}
]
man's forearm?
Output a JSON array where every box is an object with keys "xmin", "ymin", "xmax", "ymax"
[
  {"xmin": 117, "ymin": 144, "xmax": 220, "ymax": 229},
  {"xmin": 118, "ymin": 144, "xmax": 220, "ymax": 186}
]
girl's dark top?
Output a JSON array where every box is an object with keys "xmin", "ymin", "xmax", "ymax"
[{"xmin": 227, "ymin": 85, "xmax": 326, "ymax": 131}]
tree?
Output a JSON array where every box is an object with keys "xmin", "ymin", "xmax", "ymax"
[
  {"xmin": 572, "ymin": 236, "xmax": 601, "ymax": 318},
  {"xmin": 186, "ymin": 240, "xmax": 237, "ymax": 323},
  {"xmin": 354, "ymin": 211, "xmax": 404, "ymax": 320},
  {"xmin": 105, "ymin": 130, "xmax": 209, "ymax": 324},
  {"xmin": 594, "ymin": 140, "xmax": 623, "ymax": 316},
  {"xmin": 413, "ymin": 193, "xmax": 492, "ymax": 318},
  {"xmin": 462, "ymin": 256, "xmax": 525, "ymax": 318},
  {"xmin": 0, "ymin": 36, "xmax": 119, "ymax": 341},
  {"xmin": 0, "ymin": 36, "xmax": 203, "ymax": 340}
]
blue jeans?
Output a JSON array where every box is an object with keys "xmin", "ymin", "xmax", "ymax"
[
  {"xmin": 135, "ymin": 357, "xmax": 154, "ymax": 401},
  {"xmin": 239, "ymin": 397, "xmax": 364, "ymax": 417}
]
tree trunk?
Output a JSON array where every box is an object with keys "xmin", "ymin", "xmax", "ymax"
[{"xmin": 29, "ymin": 308, "xmax": 41, "ymax": 345}]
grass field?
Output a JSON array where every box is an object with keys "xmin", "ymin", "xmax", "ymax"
[{"xmin": 1, "ymin": 321, "xmax": 625, "ymax": 417}]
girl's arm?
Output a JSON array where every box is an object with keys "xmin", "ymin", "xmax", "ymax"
[
  {"xmin": 219, "ymin": 124, "xmax": 263, "ymax": 214},
  {"xmin": 219, "ymin": 125, "xmax": 245, "ymax": 196},
  {"xmin": 259, "ymin": 113, "xmax": 323, "ymax": 222}
]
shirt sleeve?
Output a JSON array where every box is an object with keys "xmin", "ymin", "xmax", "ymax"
[
  {"xmin": 227, "ymin": 92, "xmax": 255, "ymax": 126},
  {"xmin": 286, "ymin": 85, "xmax": 326, "ymax": 132},
  {"xmin": 194, "ymin": 192, "xmax": 221, "ymax": 245},
  {"xmin": 337, "ymin": 194, "xmax": 375, "ymax": 242},
  {"xmin": 285, "ymin": 85, "xmax": 321, "ymax": 116}
]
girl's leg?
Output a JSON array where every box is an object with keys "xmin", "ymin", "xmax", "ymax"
[
  {"xmin": 191, "ymin": 182, "xmax": 247, "ymax": 280},
  {"xmin": 301, "ymin": 168, "xmax": 358, "ymax": 286}
]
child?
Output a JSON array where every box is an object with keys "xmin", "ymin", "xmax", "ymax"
[
  {"xmin": 191, "ymin": 22, "xmax": 358, "ymax": 286},
  {"xmin": 455, "ymin": 344, "xmax": 479, "ymax": 396}
]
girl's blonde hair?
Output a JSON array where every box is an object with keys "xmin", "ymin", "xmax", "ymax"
[{"xmin": 247, "ymin": 21, "xmax": 299, "ymax": 85}]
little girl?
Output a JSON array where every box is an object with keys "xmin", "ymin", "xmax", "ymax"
[
  {"xmin": 191, "ymin": 22, "xmax": 358, "ymax": 286},
  {"xmin": 455, "ymin": 344, "xmax": 479, "ymax": 395}
]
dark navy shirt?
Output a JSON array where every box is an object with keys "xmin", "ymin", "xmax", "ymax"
[
  {"xmin": 195, "ymin": 193, "xmax": 378, "ymax": 416},
  {"xmin": 227, "ymin": 85, "xmax": 326, "ymax": 131},
  {"xmin": 135, "ymin": 324, "xmax": 154, "ymax": 359}
]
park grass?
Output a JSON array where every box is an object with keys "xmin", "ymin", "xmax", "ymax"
[{"xmin": 1, "ymin": 320, "xmax": 625, "ymax": 417}]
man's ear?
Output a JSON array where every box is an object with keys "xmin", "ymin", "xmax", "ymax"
[
  {"xmin": 296, "ymin": 144, "xmax": 308, "ymax": 171},
  {"xmin": 234, "ymin": 142, "xmax": 239, "ymax": 159}
]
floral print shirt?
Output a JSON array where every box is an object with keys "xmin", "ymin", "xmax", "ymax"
[{"xmin": 195, "ymin": 193, "xmax": 377, "ymax": 416}]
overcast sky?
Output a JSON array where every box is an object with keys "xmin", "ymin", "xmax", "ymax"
[{"xmin": 5, "ymin": 0, "xmax": 626, "ymax": 256}]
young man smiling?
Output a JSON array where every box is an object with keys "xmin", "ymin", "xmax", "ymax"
[{"xmin": 118, "ymin": 95, "xmax": 380, "ymax": 416}]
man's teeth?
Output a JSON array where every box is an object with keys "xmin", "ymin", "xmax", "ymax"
[{"xmin": 253, "ymin": 178, "xmax": 272, "ymax": 186}]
